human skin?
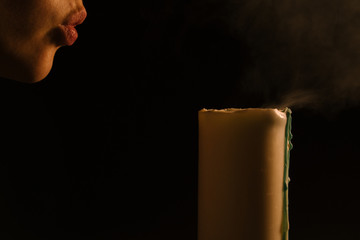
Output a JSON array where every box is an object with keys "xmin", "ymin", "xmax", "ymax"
[{"xmin": 0, "ymin": 0, "xmax": 86, "ymax": 83}]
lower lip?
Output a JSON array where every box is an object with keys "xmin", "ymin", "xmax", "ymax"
[{"xmin": 58, "ymin": 25, "xmax": 78, "ymax": 46}]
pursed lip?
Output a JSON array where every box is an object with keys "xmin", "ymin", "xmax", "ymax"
[
  {"xmin": 63, "ymin": 8, "xmax": 87, "ymax": 27},
  {"xmin": 58, "ymin": 8, "xmax": 87, "ymax": 46}
]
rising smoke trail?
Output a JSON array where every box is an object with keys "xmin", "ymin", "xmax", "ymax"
[
  {"xmin": 241, "ymin": 0, "xmax": 360, "ymax": 110},
  {"xmin": 184, "ymin": 0, "xmax": 360, "ymax": 110}
]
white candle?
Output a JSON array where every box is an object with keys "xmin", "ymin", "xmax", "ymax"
[{"xmin": 198, "ymin": 108, "xmax": 292, "ymax": 240}]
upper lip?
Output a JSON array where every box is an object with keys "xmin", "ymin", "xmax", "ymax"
[{"xmin": 63, "ymin": 8, "xmax": 87, "ymax": 26}]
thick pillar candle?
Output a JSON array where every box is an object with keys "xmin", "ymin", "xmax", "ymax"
[{"xmin": 198, "ymin": 108, "xmax": 292, "ymax": 240}]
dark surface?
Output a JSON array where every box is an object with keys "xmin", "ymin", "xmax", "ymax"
[{"xmin": 1, "ymin": 1, "xmax": 360, "ymax": 239}]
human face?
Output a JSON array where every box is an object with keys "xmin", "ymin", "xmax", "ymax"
[{"xmin": 0, "ymin": 0, "xmax": 87, "ymax": 83}]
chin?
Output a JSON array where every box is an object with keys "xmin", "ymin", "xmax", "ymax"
[
  {"xmin": 18, "ymin": 66, "xmax": 53, "ymax": 84},
  {"xmin": 27, "ymin": 61, "xmax": 54, "ymax": 83},
  {"xmin": 16, "ymin": 47, "xmax": 58, "ymax": 84}
]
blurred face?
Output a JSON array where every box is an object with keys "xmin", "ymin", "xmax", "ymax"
[{"xmin": 0, "ymin": 0, "xmax": 86, "ymax": 83}]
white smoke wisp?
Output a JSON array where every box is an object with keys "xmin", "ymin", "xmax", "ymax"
[{"xmin": 232, "ymin": 0, "xmax": 360, "ymax": 111}]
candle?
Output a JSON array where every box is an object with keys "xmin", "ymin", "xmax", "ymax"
[{"xmin": 198, "ymin": 108, "xmax": 292, "ymax": 240}]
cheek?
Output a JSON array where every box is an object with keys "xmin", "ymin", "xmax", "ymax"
[
  {"xmin": 0, "ymin": 0, "xmax": 79, "ymax": 82},
  {"xmin": 0, "ymin": 0, "xmax": 65, "ymax": 82},
  {"xmin": 26, "ymin": 7, "xmax": 60, "ymax": 41},
  {"xmin": 1, "ymin": 0, "xmax": 74, "ymax": 49},
  {"xmin": 6, "ymin": 0, "xmax": 64, "ymax": 42}
]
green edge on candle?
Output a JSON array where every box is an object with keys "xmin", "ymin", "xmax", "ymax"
[{"xmin": 282, "ymin": 108, "xmax": 293, "ymax": 240}]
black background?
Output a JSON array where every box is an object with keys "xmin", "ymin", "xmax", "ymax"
[{"xmin": 1, "ymin": 1, "xmax": 360, "ymax": 239}]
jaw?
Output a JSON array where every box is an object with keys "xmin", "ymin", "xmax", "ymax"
[{"xmin": 0, "ymin": 44, "xmax": 59, "ymax": 83}]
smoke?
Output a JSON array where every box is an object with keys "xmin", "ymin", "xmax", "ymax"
[
  {"xmin": 244, "ymin": 0, "xmax": 360, "ymax": 110},
  {"xmin": 185, "ymin": 0, "xmax": 360, "ymax": 111}
]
